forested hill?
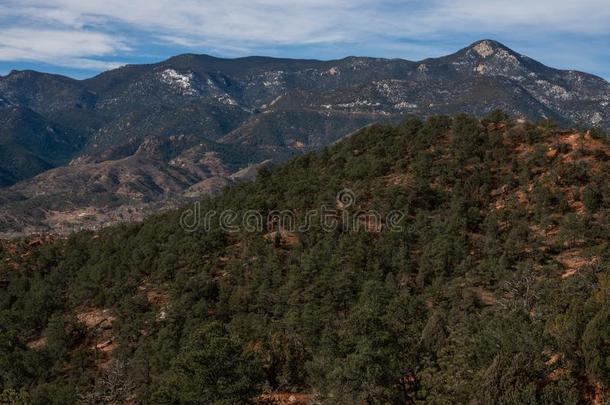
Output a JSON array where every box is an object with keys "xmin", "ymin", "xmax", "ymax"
[
  {"xmin": 1, "ymin": 112, "xmax": 610, "ymax": 403},
  {"xmin": 3, "ymin": 39, "xmax": 610, "ymax": 236}
]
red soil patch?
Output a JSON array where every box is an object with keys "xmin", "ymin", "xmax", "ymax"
[
  {"xmin": 584, "ymin": 381, "xmax": 607, "ymax": 405},
  {"xmin": 264, "ymin": 229, "xmax": 299, "ymax": 247},
  {"xmin": 556, "ymin": 250, "xmax": 597, "ymax": 279},
  {"xmin": 546, "ymin": 148, "xmax": 558, "ymax": 159},
  {"xmin": 76, "ymin": 308, "xmax": 116, "ymax": 368},
  {"xmin": 138, "ymin": 284, "xmax": 169, "ymax": 308},
  {"xmin": 469, "ymin": 287, "xmax": 496, "ymax": 306},
  {"xmin": 77, "ymin": 308, "xmax": 115, "ymax": 329},
  {"xmin": 27, "ymin": 336, "xmax": 48, "ymax": 349},
  {"xmin": 384, "ymin": 173, "xmax": 414, "ymax": 186},
  {"xmin": 257, "ymin": 392, "xmax": 310, "ymax": 405}
]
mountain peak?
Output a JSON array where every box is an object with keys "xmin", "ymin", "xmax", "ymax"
[
  {"xmin": 439, "ymin": 39, "xmax": 530, "ymax": 76},
  {"xmin": 435, "ymin": 39, "xmax": 523, "ymax": 69},
  {"xmin": 467, "ymin": 39, "xmax": 514, "ymax": 58}
]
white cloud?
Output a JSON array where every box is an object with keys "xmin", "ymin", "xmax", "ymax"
[
  {"xmin": 0, "ymin": 28, "xmax": 127, "ymax": 69},
  {"xmin": 1, "ymin": 0, "xmax": 610, "ymax": 73},
  {"xmin": 418, "ymin": 0, "xmax": 610, "ymax": 37},
  {"xmin": 4, "ymin": 0, "xmax": 361, "ymax": 44}
]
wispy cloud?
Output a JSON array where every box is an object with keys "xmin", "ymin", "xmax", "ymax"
[
  {"xmin": 0, "ymin": 27, "xmax": 128, "ymax": 69},
  {"xmin": 1, "ymin": 0, "xmax": 610, "ymax": 78}
]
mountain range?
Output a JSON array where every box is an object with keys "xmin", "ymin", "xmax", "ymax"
[{"xmin": 1, "ymin": 39, "xmax": 609, "ymax": 235}]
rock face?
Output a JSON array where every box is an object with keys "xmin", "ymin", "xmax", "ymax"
[{"xmin": 1, "ymin": 39, "xmax": 609, "ymax": 235}]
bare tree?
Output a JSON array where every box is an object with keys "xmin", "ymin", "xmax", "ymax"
[{"xmin": 80, "ymin": 361, "xmax": 135, "ymax": 405}]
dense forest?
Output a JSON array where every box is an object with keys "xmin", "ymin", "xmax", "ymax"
[{"xmin": 1, "ymin": 112, "xmax": 610, "ymax": 404}]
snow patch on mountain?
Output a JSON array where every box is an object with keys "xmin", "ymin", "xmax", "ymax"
[
  {"xmin": 394, "ymin": 101, "xmax": 418, "ymax": 110},
  {"xmin": 160, "ymin": 69, "xmax": 198, "ymax": 95},
  {"xmin": 258, "ymin": 71, "xmax": 285, "ymax": 89},
  {"xmin": 216, "ymin": 94, "xmax": 237, "ymax": 106},
  {"xmin": 591, "ymin": 112, "xmax": 603, "ymax": 125},
  {"xmin": 337, "ymin": 100, "xmax": 381, "ymax": 108}
]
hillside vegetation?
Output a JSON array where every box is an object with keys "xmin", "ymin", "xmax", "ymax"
[
  {"xmin": 3, "ymin": 39, "xmax": 610, "ymax": 235},
  {"xmin": 1, "ymin": 112, "xmax": 610, "ymax": 404}
]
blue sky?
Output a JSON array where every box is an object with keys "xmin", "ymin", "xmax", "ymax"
[{"xmin": 1, "ymin": 0, "xmax": 609, "ymax": 80}]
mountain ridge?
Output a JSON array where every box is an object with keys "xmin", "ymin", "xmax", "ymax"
[
  {"xmin": 1, "ymin": 39, "xmax": 609, "ymax": 235},
  {"xmin": 5, "ymin": 40, "xmax": 608, "ymax": 83}
]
